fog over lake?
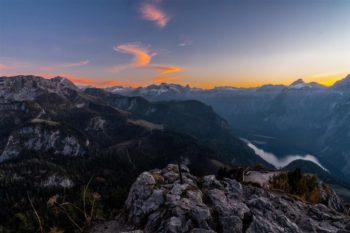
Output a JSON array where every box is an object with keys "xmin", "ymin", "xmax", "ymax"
[{"xmin": 244, "ymin": 139, "xmax": 328, "ymax": 171}]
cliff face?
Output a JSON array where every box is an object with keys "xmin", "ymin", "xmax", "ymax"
[{"xmin": 89, "ymin": 164, "xmax": 350, "ymax": 233}]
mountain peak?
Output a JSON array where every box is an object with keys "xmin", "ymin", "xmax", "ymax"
[
  {"xmin": 0, "ymin": 75, "xmax": 79, "ymax": 101},
  {"xmin": 332, "ymin": 74, "xmax": 350, "ymax": 90},
  {"xmin": 51, "ymin": 76, "xmax": 70, "ymax": 83},
  {"xmin": 51, "ymin": 76, "xmax": 78, "ymax": 90},
  {"xmin": 288, "ymin": 79, "xmax": 324, "ymax": 90},
  {"xmin": 290, "ymin": 79, "xmax": 305, "ymax": 86}
]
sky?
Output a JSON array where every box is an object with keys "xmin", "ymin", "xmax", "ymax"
[{"xmin": 0, "ymin": 0, "xmax": 349, "ymax": 88}]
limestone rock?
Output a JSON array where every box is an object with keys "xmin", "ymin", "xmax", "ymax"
[{"xmin": 92, "ymin": 164, "xmax": 350, "ymax": 233}]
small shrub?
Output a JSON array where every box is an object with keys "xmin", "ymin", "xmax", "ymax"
[
  {"xmin": 11, "ymin": 213, "xmax": 35, "ymax": 233},
  {"xmin": 270, "ymin": 169, "xmax": 321, "ymax": 204},
  {"xmin": 216, "ymin": 166, "xmax": 244, "ymax": 182},
  {"xmin": 49, "ymin": 227, "xmax": 64, "ymax": 233}
]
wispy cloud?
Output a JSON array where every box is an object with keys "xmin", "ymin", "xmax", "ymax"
[
  {"xmin": 152, "ymin": 65, "xmax": 183, "ymax": 75},
  {"xmin": 37, "ymin": 60, "xmax": 90, "ymax": 72},
  {"xmin": 59, "ymin": 60, "xmax": 89, "ymax": 68},
  {"xmin": 152, "ymin": 65, "xmax": 184, "ymax": 83},
  {"xmin": 178, "ymin": 35, "xmax": 193, "ymax": 47},
  {"xmin": 139, "ymin": 0, "xmax": 169, "ymax": 28},
  {"xmin": 113, "ymin": 42, "xmax": 186, "ymax": 84},
  {"xmin": 113, "ymin": 42, "xmax": 154, "ymax": 72},
  {"xmin": 0, "ymin": 64, "xmax": 15, "ymax": 71}
]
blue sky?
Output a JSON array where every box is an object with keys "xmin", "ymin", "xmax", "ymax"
[{"xmin": 0, "ymin": 0, "xmax": 349, "ymax": 87}]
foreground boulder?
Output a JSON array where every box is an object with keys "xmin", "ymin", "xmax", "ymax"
[{"xmin": 90, "ymin": 164, "xmax": 350, "ymax": 233}]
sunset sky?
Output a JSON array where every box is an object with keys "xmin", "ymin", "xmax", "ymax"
[{"xmin": 0, "ymin": 0, "xmax": 349, "ymax": 88}]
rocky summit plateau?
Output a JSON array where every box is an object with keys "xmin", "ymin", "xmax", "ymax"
[{"xmin": 89, "ymin": 164, "xmax": 350, "ymax": 233}]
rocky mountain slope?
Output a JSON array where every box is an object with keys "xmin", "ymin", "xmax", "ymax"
[
  {"xmin": 0, "ymin": 75, "xmax": 265, "ymax": 168},
  {"xmin": 89, "ymin": 164, "xmax": 350, "ymax": 233},
  {"xmin": 84, "ymin": 88, "xmax": 268, "ymax": 167},
  {"xmin": 0, "ymin": 75, "xmax": 270, "ymax": 232}
]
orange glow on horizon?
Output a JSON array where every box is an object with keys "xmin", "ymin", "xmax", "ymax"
[
  {"xmin": 13, "ymin": 71, "xmax": 350, "ymax": 89},
  {"xmin": 37, "ymin": 73, "xmax": 131, "ymax": 88},
  {"xmin": 154, "ymin": 76, "xmax": 184, "ymax": 83},
  {"xmin": 176, "ymin": 73, "xmax": 349, "ymax": 89},
  {"xmin": 304, "ymin": 72, "xmax": 349, "ymax": 87}
]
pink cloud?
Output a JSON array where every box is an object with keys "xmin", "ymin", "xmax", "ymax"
[
  {"xmin": 36, "ymin": 60, "xmax": 90, "ymax": 72},
  {"xmin": 59, "ymin": 60, "xmax": 89, "ymax": 68},
  {"xmin": 37, "ymin": 73, "xmax": 122, "ymax": 87},
  {"xmin": 0, "ymin": 64, "xmax": 14, "ymax": 71},
  {"xmin": 139, "ymin": 1, "xmax": 169, "ymax": 28}
]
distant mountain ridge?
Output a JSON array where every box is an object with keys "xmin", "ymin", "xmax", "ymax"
[
  {"xmin": 101, "ymin": 76, "xmax": 347, "ymax": 97},
  {"xmin": 331, "ymin": 74, "xmax": 350, "ymax": 90},
  {"xmin": 287, "ymin": 79, "xmax": 326, "ymax": 90},
  {"xmin": 101, "ymin": 74, "xmax": 350, "ymax": 184}
]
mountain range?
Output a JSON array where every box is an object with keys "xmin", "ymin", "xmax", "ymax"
[
  {"xmin": 1, "ymin": 75, "xmax": 350, "ymax": 232},
  {"xmin": 0, "ymin": 75, "xmax": 270, "ymax": 168},
  {"xmin": 104, "ymin": 74, "xmax": 350, "ymax": 183}
]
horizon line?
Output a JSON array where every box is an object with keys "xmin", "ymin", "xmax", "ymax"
[{"xmin": 1, "ymin": 73, "xmax": 349, "ymax": 90}]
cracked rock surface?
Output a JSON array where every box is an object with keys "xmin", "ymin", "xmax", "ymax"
[{"xmin": 90, "ymin": 164, "xmax": 350, "ymax": 233}]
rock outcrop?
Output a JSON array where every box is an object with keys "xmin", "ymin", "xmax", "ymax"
[
  {"xmin": 0, "ymin": 122, "xmax": 87, "ymax": 162},
  {"xmin": 90, "ymin": 164, "xmax": 350, "ymax": 233}
]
